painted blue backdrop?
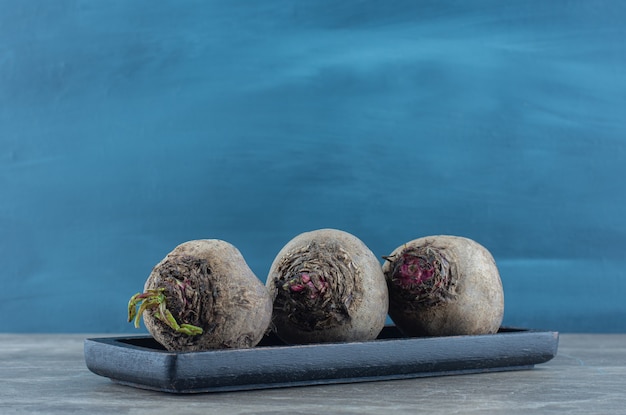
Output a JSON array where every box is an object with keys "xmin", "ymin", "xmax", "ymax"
[{"xmin": 1, "ymin": 1, "xmax": 625, "ymax": 333}]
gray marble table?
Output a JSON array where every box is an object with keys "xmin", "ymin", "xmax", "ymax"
[{"xmin": 1, "ymin": 333, "xmax": 625, "ymax": 414}]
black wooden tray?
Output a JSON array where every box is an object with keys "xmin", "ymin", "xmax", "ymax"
[{"xmin": 84, "ymin": 326, "xmax": 559, "ymax": 394}]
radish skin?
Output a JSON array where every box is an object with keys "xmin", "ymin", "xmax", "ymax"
[
  {"xmin": 129, "ymin": 239, "xmax": 272, "ymax": 351},
  {"xmin": 382, "ymin": 235, "xmax": 504, "ymax": 337},
  {"xmin": 267, "ymin": 229, "xmax": 388, "ymax": 344}
]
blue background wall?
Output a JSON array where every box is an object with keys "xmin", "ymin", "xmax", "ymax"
[{"xmin": 1, "ymin": 1, "xmax": 625, "ymax": 333}]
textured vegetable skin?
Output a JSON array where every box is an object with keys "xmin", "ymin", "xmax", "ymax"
[
  {"xmin": 132, "ymin": 239, "xmax": 272, "ymax": 351},
  {"xmin": 382, "ymin": 235, "xmax": 504, "ymax": 337},
  {"xmin": 266, "ymin": 229, "xmax": 388, "ymax": 344}
]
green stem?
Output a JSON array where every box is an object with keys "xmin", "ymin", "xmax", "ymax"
[{"xmin": 127, "ymin": 288, "xmax": 203, "ymax": 336}]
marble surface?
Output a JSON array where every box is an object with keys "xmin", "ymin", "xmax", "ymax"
[{"xmin": 1, "ymin": 333, "xmax": 625, "ymax": 414}]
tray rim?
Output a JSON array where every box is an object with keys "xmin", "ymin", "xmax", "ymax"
[
  {"xmin": 85, "ymin": 325, "xmax": 553, "ymax": 352},
  {"xmin": 84, "ymin": 326, "xmax": 559, "ymax": 394}
]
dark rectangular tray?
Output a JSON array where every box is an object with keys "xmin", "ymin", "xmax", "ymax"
[{"xmin": 84, "ymin": 326, "xmax": 558, "ymax": 394}]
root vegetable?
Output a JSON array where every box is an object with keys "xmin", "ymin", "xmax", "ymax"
[
  {"xmin": 127, "ymin": 239, "xmax": 272, "ymax": 351},
  {"xmin": 382, "ymin": 235, "xmax": 504, "ymax": 337},
  {"xmin": 266, "ymin": 229, "xmax": 388, "ymax": 344}
]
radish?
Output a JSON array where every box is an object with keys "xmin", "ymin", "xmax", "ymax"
[
  {"xmin": 128, "ymin": 239, "xmax": 272, "ymax": 351},
  {"xmin": 266, "ymin": 229, "xmax": 388, "ymax": 344},
  {"xmin": 382, "ymin": 235, "xmax": 504, "ymax": 337}
]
